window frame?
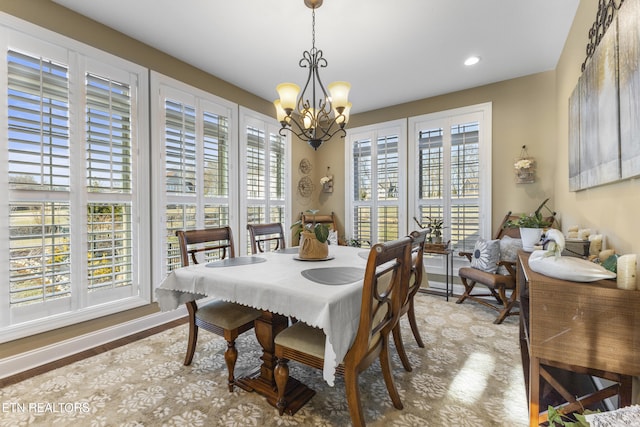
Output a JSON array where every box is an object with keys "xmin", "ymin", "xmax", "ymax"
[
  {"xmin": 408, "ymin": 102, "xmax": 492, "ymax": 273},
  {"xmin": 344, "ymin": 119, "xmax": 407, "ymax": 246},
  {"xmin": 0, "ymin": 14, "xmax": 150, "ymax": 343},
  {"xmin": 238, "ymin": 107, "xmax": 291, "ymax": 255},
  {"xmin": 150, "ymin": 71, "xmax": 239, "ymax": 287}
]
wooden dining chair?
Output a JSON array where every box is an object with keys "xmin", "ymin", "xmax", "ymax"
[
  {"xmin": 273, "ymin": 237, "xmax": 413, "ymax": 427},
  {"xmin": 392, "ymin": 229, "xmax": 428, "ymax": 372},
  {"xmin": 300, "ymin": 211, "xmax": 345, "ymax": 245},
  {"xmin": 247, "ymin": 222, "xmax": 286, "ymax": 253},
  {"xmin": 176, "ymin": 227, "xmax": 262, "ymax": 391}
]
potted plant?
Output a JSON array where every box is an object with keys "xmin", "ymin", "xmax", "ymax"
[
  {"xmin": 291, "ymin": 209, "xmax": 330, "ymax": 259},
  {"xmin": 504, "ymin": 198, "xmax": 555, "ymax": 251},
  {"xmin": 547, "ymin": 405, "xmax": 596, "ymax": 426},
  {"xmin": 412, "ymin": 216, "xmax": 448, "ymax": 248},
  {"xmin": 427, "ymin": 217, "xmax": 445, "ymax": 244}
]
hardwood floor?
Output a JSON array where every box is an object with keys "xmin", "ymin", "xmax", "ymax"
[{"xmin": 0, "ymin": 317, "xmax": 187, "ymax": 389}]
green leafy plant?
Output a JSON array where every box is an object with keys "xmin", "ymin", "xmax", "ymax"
[
  {"xmin": 291, "ymin": 209, "xmax": 330, "ymax": 243},
  {"xmin": 504, "ymin": 198, "xmax": 555, "ymax": 229},
  {"xmin": 547, "ymin": 405, "xmax": 597, "ymax": 426},
  {"xmin": 413, "ymin": 216, "xmax": 446, "ymax": 243},
  {"xmin": 346, "ymin": 238, "xmax": 370, "ymax": 248}
]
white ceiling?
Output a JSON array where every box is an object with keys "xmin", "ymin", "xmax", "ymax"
[{"xmin": 52, "ymin": 0, "xmax": 580, "ymax": 114}]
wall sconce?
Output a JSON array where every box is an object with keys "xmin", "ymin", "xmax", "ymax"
[
  {"xmin": 514, "ymin": 145, "xmax": 536, "ymax": 184},
  {"xmin": 320, "ymin": 167, "xmax": 333, "ymax": 193}
]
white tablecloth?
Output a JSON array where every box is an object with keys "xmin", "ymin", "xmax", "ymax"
[{"xmin": 156, "ymin": 245, "xmax": 368, "ymax": 386}]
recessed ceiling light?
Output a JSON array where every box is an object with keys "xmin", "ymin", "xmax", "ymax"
[{"xmin": 464, "ymin": 56, "xmax": 480, "ymax": 66}]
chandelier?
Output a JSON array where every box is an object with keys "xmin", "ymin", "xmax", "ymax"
[{"xmin": 273, "ymin": 0, "xmax": 351, "ymax": 150}]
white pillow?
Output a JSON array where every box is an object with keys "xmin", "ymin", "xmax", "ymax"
[
  {"xmin": 470, "ymin": 238, "xmax": 500, "ymax": 273},
  {"xmin": 327, "ymin": 229, "xmax": 338, "ymax": 245},
  {"xmin": 497, "ymin": 236, "xmax": 523, "ymax": 275}
]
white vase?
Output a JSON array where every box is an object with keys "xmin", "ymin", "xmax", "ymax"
[{"xmin": 520, "ymin": 227, "xmax": 543, "ymax": 252}]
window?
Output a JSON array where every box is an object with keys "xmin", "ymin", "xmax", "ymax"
[
  {"xmin": 239, "ymin": 108, "xmax": 290, "ymax": 254},
  {"xmin": 346, "ymin": 120, "xmax": 406, "ymax": 247},
  {"xmin": 409, "ymin": 103, "xmax": 492, "ymax": 273},
  {"xmin": 151, "ymin": 73, "xmax": 238, "ymax": 280},
  {"xmin": 1, "ymin": 21, "xmax": 149, "ymax": 342}
]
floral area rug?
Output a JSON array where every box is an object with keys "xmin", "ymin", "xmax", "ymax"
[{"xmin": 0, "ymin": 294, "xmax": 528, "ymax": 426}]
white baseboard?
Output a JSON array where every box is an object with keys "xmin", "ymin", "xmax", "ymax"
[{"xmin": 0, "ymin": 306, "xmax": 187, "ymax": 381}]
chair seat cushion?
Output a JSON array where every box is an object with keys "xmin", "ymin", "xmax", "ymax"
[
  {"xmin": 196, "ymin": 300, "xmax": 262, "ymax": 330},
  {"xmin": 458, "ymin": 267, "xmax": 516, "ymax": 289},
  {"xmin": 274, "ymin": 322, "xmax": 326, "ymax": 359}
]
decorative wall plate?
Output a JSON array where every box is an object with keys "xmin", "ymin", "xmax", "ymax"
[
  {"xmin": 299, "ymin": 158, "xmax": 312, "ymax": 175},
  {"xmin": 297, "ymin": 176, "xmax": 314, "ymax": 197}
]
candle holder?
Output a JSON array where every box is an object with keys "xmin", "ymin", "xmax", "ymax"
[{"xmin": 616, "ymin": 254, "xmax": 637, "ymax": 290}]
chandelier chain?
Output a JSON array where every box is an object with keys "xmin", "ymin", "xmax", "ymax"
[{"xmin": 312, "ymin": 8, "xmax": 316, "ymax": 50}]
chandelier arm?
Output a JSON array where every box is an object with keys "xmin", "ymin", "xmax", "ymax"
[
  {"xmin": 283, "ymin": 114, "xmax": 316, "ymax": 140},
  {"xmin": 279, "ymin": 115, "xmax": 345, "ymax": 142}
]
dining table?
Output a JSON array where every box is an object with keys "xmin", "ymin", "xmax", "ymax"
[{"xmin": 155, "ymin": 244, "xmax": 370, "ymax": 415}]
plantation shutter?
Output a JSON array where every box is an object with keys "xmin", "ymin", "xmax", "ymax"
[
  {"xmin": 243, "ymin": 122, "xmax": 286, "ymax": 253},
  {"xmin": 409, "ymin": 104, "xmax": 491, "ymax": 278},
  {"xmin": 7, "ymin": 49, "xmax": 73, "ymax": 318},
  {"xmin": 202, "ymin": 105, "xmax": 230, "ymax": 228},
  {"xmin": 4, "ymin": 37, "xmax": 148, "ymax": 337},
  {"xmin": 348, "ymin": 120, "xmax": 406, "ymax": 247},
  {"xmin": 239, "ymin": 109, "xmax": 289, "ymax": 255},
  {"xmin": 8, "ymin": 49, "xmax": 70, "ymax": 191}
]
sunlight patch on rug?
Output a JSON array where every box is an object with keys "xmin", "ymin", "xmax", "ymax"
[{"xmin": 447, "ymin": 351, "xmax": 495, "ymax": 405}]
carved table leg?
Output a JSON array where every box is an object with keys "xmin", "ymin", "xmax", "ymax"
[{"xmin": 234, "ymin": 311, "xmax": 315, "ymax": 415}]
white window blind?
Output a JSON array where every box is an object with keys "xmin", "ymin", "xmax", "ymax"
[
  {"xmin": 86, "ymin": 73, "xmax": 132, "ymax": 193},
  {"xmin": 346, "ymin": 120, "xmax": 406, "ymax": 247},
  {"xmin": 409, "ymin": 103, "xmax": 492, "ymax": 274},
  {"xmin": 9, "ymin": 202, "xmax": 71, "ymax": 306},
  {"xmin": 8, "ymin": 50, "xmax": 70, "ymax": 191},
  {"xmin": 151, "ymin": 74, "xmax": 236, "ymax": 278},
  {"xmin": 87, "ymin": 203, "xmax": 132, "ymax": 292},
  {"xmin": 2, "ymin": 21, "xmax": 149, "ymax": 342},
  {"xmin": 239, "ymin": 108, "xmax": 290, "ymax": 255},
  {"xmin": 165, "ymin": 100, "xmax": 196, "ymax": 194}
]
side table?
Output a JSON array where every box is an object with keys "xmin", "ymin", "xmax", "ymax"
[{"xmin": 420, "ymin": 244, "xmax": 453, "ymax": 301}]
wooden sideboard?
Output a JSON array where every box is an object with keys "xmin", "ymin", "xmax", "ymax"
[{"xmin": 517, "ymin": 252, "xmax": 640, "ymax": 426}]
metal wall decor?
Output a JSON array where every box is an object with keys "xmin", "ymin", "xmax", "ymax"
[
  {"xmin": 297, "ymin": 176, "xmax": 314, "ymax": 197},
  {"xmin": 299, "ymin": 158, "xmax": 312, "ymax": 175},
  {"xmin": 581, "ymin": 0, "xmax": 625, "ymax": 72}
]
